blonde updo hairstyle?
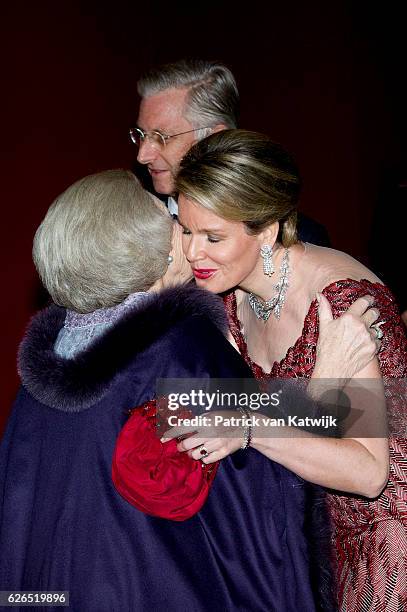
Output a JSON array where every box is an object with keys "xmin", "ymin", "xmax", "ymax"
[
  {"xmin": 33, "ymin": 169, "xmax": 173, "ymax": 313},
  {"xmin": 176, "ymin": 129, "xmax": 300, "ymax": 247}
]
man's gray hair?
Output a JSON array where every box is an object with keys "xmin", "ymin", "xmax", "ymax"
[
  {"xmin": 33, "ymin": 169, "xmax": 173, "ymax": 313},
  {"xmin": 137, "ymin": 59, "xmax": 239, "ymax": 131}
]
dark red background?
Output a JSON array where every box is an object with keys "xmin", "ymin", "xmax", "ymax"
[{"xmin": 1, "ymin": 1, "xmax": 405, "ymax": 431}]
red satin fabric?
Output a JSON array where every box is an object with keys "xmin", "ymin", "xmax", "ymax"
[{"xmin": 112, "ymin": 401, "xmax": 218, "ymax": 521}]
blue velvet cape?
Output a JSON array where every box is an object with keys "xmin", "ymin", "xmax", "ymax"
[{"xmin": 0, "ymin": 286, "xmax": 316, "ymax": 611}]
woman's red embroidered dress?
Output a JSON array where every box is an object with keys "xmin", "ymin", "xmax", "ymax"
[{"xmin": 224, "ymin": 279, "xmax": 407, "ymax": 611}]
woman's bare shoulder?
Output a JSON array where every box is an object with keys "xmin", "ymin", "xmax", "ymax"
[{"xmin": 302, "ymin": 243, "xmax": 382, "ymax": 292}]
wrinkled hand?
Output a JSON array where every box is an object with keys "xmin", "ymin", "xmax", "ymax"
[
  {"xmin": 161, "ymin": 222, "xmax": 193, "ymax": 287},
  {"xmin": 313, "ymin": 293, "xmax": 381, "ymax": 380},
  {"xmin": 161, "ymin": 410, "xmax": 244, "ymax": 464}
]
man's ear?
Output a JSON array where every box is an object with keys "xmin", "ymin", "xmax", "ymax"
[{"xmin": 211, "ymin": 124, "xmax": 228, "ymax": 134}]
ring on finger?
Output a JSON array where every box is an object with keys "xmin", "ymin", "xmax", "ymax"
[
  {"xmin": 198, "ymin": 444, "xmax": 210, "ymax": 459},
  {"xmin": 371, "ymin": 322, "xmax": 384, "ymax": 341}
]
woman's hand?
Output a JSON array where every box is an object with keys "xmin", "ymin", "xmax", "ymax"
[
  {"xmin": 313, "ymin": 293, "xmax": 381, "ymax": 380},
  {"xmin": 161, "ymin": 410, "xmax": 245, "ymax": 464},
  {"xmin": 161, "ymin": 222, "xmax": 193, "ymax": 287}
]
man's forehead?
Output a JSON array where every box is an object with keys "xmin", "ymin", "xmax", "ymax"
[{"xmin": 137, "ymin": 87, "xmax": 191, "ymax": 130}]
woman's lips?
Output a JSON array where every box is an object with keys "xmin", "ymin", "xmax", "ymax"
[{"xmin": 192, "ymin": 268, "xmax": 217, "ymax": 280}]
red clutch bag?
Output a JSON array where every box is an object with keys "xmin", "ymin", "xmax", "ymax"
[{"xmin": 112, "ymin": 400, "xmax": 219, "ymax": 521}]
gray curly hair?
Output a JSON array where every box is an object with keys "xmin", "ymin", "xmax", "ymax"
[{"xmin": 33, "ymin": 169, "xmax": 173, "ymax": 313}]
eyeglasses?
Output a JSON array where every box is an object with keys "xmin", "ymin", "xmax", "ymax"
[{"xmin": 129, "ymin": 126, "xmax": 213, "ymax": 149}]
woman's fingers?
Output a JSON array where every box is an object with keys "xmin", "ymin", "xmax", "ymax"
[
  {"xmin": 179, "ymin": 436, "xmax": 207, "ymax": 452},
  {"xmin": 189, "ymin": 440, "xmax": 217, "ymax": 460},
  {"xmin": 314, "ymin": 294, "xmax": 381, "ymax": 379},
  {"xmin": 316, "ymin": 293, "xmax": 334, "ymax": 326},
  {"xmin": 362, "ymin": 308, "xmax": 380, "ymax": 328},
  {"xmin": 346, "ymin": 295, "xmax": 375, "ymax": 316},
  {"xmin": 188, "ymin": 438, "xmax": 242, "ymax": 463},
  {"xmin": 160, "ymin": 426, "xmax": 197, "ymax": 443},
  {"xmin": 162, "ymin": 411, "xmax": 245, "ymax": 463}
]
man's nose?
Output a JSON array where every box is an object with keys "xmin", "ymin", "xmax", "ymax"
[{"xmin": 137, "ymin": 139, "xmax": 158, "ymax": 164}]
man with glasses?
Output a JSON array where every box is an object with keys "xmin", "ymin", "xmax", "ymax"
[
  {"xmin": 131, "ymin": 58, "xmax": 330, "ymax": 244},
  {"xmin": 131, "ymin": 59, "xmax": 234, "ymax": 216}
]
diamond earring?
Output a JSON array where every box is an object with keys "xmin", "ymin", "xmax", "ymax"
[{"xmin": 260, "ymin": 244, "xmax": 274, "ymax": 276}]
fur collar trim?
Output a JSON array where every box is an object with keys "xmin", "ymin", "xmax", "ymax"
[{"xmin": 18, "ymin": 285, "xmax": 228, "ymax": 412}]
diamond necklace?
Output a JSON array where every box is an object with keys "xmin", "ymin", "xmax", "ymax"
[{"xmin": 248, "ymin": 248, "xmax": 290, "ymax": 321}]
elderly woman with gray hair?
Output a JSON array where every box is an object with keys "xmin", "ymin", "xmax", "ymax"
[{"xmin": 0, "ymin": 169, "xmax": 378, "ymax": 611}]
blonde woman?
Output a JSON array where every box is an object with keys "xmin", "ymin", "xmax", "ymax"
[{"xmin": 170, "ymin": 129, "xmax": 407, "ymax": 611}]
